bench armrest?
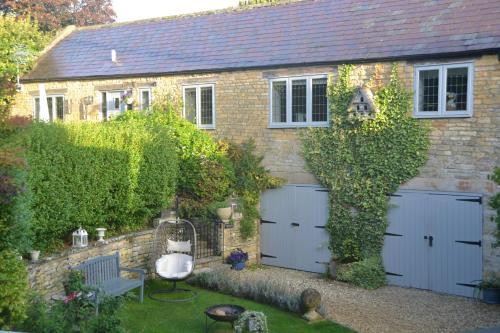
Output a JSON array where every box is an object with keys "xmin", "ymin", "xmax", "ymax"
[{"xmin": 120, "ymin": 267, "xmax": 146, "ymax": 278}]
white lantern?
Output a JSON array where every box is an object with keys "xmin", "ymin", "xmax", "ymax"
[{"xmin": 72, "ymin": 227, "xmax": 88, "ymax": 248}]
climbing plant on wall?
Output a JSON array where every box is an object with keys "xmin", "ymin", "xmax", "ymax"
[{"xmin": 301, "ymin": 64, "xmax": 430, "ymax": 289}]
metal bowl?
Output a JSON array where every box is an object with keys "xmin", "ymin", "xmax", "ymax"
[{"xmin": 204, "ymin": 304, "xmax": 246, "ymax": 322}]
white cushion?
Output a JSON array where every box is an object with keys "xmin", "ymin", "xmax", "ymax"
[
  {"xmin": 167, "ymin": 239, "xmax": 191, "ymax": 252},
  {"xmin": 156, "ymin": 253, "xmax": 194, "ymax": 279}
]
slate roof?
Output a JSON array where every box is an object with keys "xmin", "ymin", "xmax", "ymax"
[{"xmin": 23, "ymin": 0, "xmax": 500, "ymax": 82}]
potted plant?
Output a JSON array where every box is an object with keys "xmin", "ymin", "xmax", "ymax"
[
  {"xmin": 29, "ymin": 249, "xmax": 40, "ymax": 262},
  {"xmin": 476, "ymin": 277, "xmax": 500, "ymax": 304},
  {"xmin": 210, "ymin": 200, "xmax": 232, "ymax": 222},
  {"xmin": 228, "ymin": 248, "xmax": 248, "ymax": 271}
]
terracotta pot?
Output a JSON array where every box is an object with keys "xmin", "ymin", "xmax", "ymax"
[{"xmin": 216, "ymin": 207, "xmax": 232, "ymax": 222}]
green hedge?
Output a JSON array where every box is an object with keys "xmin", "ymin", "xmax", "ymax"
[
  {"xmin": 0, "ymin": 250, "xmax": 29, "ymax": 330},
  {"xmin": 117, "ymin": 105, "xmax": 235, "ymax": 219},
  {"xmin": 27, "ymin": 119, "xmax": 178, "ymax": 251}
]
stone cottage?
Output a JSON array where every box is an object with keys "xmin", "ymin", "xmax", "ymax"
[{"xmin": 13, "ymin": 0, "xmax": 500, "ymax": 297}]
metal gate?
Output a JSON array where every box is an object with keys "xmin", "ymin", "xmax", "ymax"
[
  {"xmin": 383, "ymin": 190, "xmax": 483, "ymax": 297},
  {"xmin": 260, "ymin": 185, "xmax": 330, "ymax": 274}
]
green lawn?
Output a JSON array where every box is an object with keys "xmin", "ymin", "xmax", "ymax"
[{"xmin": 120, "ymin": 280, "xmax": 354, "ymax": 333}]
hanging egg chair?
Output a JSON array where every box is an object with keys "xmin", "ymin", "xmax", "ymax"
[{"xmin": 149, "ymin": 217, "xmax": 197, "ymax": 302}]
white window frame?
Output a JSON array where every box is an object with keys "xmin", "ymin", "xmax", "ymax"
[
  {"xmin": 182, "ymin": 84, "xmax": 215, "ymax": 129},
  {"xmin": 269, "ymin": 75, "xmax": 329, "ymax": 128},
  {"xmin": 139, "ymin": 87, "xmax": 152, "ymax": 110},
  {"xmin": 33, "ymin": 95, "xmax": 65, "ymax": 121},
  {"xmin": 100, "ymin": 90, "xmax": 126, "ymax": 121},
  {"xmin": 414, "ymin": 62, "xmax": 474, "ymax": 118}
]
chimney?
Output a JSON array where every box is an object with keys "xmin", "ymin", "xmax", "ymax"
[{"xmin": 111, "ymin": 49, "xmax": 117, "ymax": 62}]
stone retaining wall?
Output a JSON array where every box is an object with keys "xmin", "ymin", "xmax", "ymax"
[{"xmin": 28, "ymin": 220, "xmax": 258, "ymax": 297}]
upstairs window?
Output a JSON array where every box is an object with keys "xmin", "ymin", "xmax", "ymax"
[
  {"xmin": 139, "ymin": 88, "xmax": 151, "ymax": 110},
  {"xmin": 270, "ymin": 75, "xmax": 328, "ymax": 127},
  {"xmin": 33, "ymin": 95, "xmax": 64, "ymax": 121},
  {"xmin": 414, "ymin": 62, "xmax": 473, "ymax": 118},
  {"xmin": 182, "ymin": 84, "xmax": 215, "ymax": 129}
]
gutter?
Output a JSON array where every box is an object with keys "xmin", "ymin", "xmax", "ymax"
[{"xmin": 20, "ymin": 48, "xmax": 500, "ymax": 84}]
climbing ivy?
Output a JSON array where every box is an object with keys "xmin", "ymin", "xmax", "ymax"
[{"xmin": 301, "ymin": 64, "xmax": 430, "ymax": 288}]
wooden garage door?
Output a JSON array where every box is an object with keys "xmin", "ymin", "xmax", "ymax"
[
  {"xmin": 260, "ymin": 185, "xmax": 330, "ymax": 274},
  {"xmin": 383, "ymin": 190, "xmax": 483, "ymax": 297}
]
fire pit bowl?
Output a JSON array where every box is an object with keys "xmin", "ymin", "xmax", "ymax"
[{"xmin": 204, "ymin": 304, "xmax": 246, "ymax": 322}]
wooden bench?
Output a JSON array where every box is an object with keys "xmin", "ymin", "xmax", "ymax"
[{"xmin": 74, "ymin": 252, "xmax": 145, "ymax": 303}]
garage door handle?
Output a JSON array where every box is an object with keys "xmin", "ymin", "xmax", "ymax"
[
  {"xmin": 424, "ymin": 235, "xmax": 433, "ymax": 247},
  {"xmin": 291, "ymin": 223, "xmax": 300, "ymax": 227}
]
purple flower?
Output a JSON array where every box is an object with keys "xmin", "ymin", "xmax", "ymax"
[{"xmin": 228, "ymin": 248, "xmax": 248, "ymax": 264}]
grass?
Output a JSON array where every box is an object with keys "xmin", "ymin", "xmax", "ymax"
[{"xmin": 119, "ymin": 280, "xmax": 355, "ymax": 333}]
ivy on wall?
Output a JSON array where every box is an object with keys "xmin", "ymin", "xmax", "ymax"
[
  {"xmin": 301, "ymin": 64, "xmax": 430, "ymax": 288},
  {"xmin": 489, "ymin": 167, "xmax": 500, "ymax": 248}
]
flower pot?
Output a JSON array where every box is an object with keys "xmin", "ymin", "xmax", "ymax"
[
  {"xmin": 232, "ymin": 262, "xmax": 245, "ymax": 271},
  {"xmin": 30, "ymin": 250, "xmax": 40, "ymax": 262},
  {"xmin": 216, "ymin": 207, "xmax": 232, "ymax": 222},
  {"xmin": 482, "ymin": 287, "xmax": 500, "ymax": 304}
]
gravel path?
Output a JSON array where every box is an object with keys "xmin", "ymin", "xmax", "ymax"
[{"xmin": 209, "ymin": 266, "xmax": 500, "ymax": 333}]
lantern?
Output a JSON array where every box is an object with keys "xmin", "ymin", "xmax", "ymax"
[{"xmin": 72, "ymin": 227, "xmax": 88, "ymax": 248}]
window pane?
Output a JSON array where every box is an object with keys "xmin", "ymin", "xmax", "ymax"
[
  {"xmin": 200, "ymin": 86, "xmax": 213, "ymax": 125},
  {"xmin": 312, "ymin": 78, "xmax": 327, "ymax": 122},
  {"xmin": 34, "ymin": 97, "xmax": 40, "ymax": 120},
  {"xmin": 292, "ymin": 79, "xmax": 307, "ymax": 122},
  {"xmin": 184, "ymin": 88, "xmax": 196, "ymax": 124},
  {"xmin": 141, "ymin": 90, "xmax": 150, "ymax": 110},
  {"xmin": 47, "ymin": 97, "xmax": 53, "ymax": 122},
  {"xmin": 418, "ymin": 69, "xmax": 439, "ymax": 112},
  {"xmin": 272, "ymin": 81, "xmax": 287, "ymax": 123},
  {"xmin": 55, "ymin": 96, "xmax": 64, "ymax": 120},
  {"xmin": 114, "ymin": 97, "xmax": 120, "ymax": 110},
  {"xmin": 446, "ymin": 67, "xmax": 468, "ymax": 111}
]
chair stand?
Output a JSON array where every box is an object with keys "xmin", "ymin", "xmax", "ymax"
[{"xmin": 148, "ymin": 280, "xmax": 197, "ymax": 303}]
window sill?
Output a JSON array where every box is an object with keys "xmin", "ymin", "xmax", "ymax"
[
  {"xmin": 198, "ymin": 126, "xmax": 216, "ymax": 130},
  {"xmin": 268, "ymin": 123, "xmax": 329, "ymax": 129},
  {"xmin": 413, "ymin": 113, "xmax": 472, "ymax": 119}
]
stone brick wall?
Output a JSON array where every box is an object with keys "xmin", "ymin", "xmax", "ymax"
[
  {"xmin": 15, "ymin": 54, "xmax": 500, "ymax": 276},
  {"xmin": 27, "ymin": 222, "xmax": 255, "ymax": 296},
  {"xmin": 28, "ymin": 230, "xmax": 154, "ymax": 297}
]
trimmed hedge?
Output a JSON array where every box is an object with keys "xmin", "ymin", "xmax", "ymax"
[
  {"xmin": 27, "ymin": 119, "xmax": 178, "ymax": 251},
  {"xmin": 117, "ymin": 105, "xmax": 235, "ymax": 219}
]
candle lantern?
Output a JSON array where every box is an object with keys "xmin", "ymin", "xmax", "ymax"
[{"xmin": 72, "ymin": 227, "xmax": 88, "ymax": 248}]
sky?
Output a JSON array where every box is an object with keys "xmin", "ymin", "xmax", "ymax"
[{"xmin": 113, "ymin": 0, "xmax": 241, "ymax": 22}]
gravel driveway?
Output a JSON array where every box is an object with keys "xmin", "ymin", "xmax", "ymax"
[{"xmin": 209, "ymin": 266, "xmax": 500, "ymax": 333}]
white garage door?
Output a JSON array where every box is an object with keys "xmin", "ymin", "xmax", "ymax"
[
  {"xmin": 383, "ymin": 190, "xmax": 483, "ymax": 297},
  {"xmin": 260, "ymin": 185, "xmax": 331, "ymax": 274}
]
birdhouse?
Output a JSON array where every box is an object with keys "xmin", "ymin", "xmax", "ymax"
[
  {"xmin": 348, "ymin": 86, "xmax": 377, "ymax": 118},
  {"xmin": 72, "ymin": 227, "xmax": 88, "ymax": 248}
]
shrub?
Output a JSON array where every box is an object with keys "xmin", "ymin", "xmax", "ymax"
[
  {"xmin": 227, "ymin": 140, "xmax": 284, "ymax": 238},
  {"xmin": 0, "ymin": 250, "xmax": 29, "ymax": 330},
  {"xmin": 117, "ymin": 103, "xmax": 235, "ymax": 219},
  {"xmin": 0, "ymin": 120, "xmax": 32, "ymax": 254},
  {"xmin": 188, "ymin": 269, "xmax": 301, "ymax": 313},
  {"xmin": 489, "ymin": 167, "xmax": 500, "ymax": 247},
  {"xmin": 22, "ymin": 272, "xmax": 125, "ymax": 333},
  {"xmin": 336, "ymin": 256, "xmax": 387, "ymax": 289},
  {"xmin": 27, "ymin": 118, "xmax": 178, "ymax": 251}
]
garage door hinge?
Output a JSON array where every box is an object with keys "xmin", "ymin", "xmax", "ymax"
[
  {"xmin": 384, "ymin": 232, "xmax": 403, "ymax": 237},
  {"xmin": 455, "ymin": 240, "xmax": 482, "ymax": 247},
  {"xmin": 260, "ymin": 219, "xmax": 277, "ymax": 224},
  {"xmin": 385, "ymin": 271, "xmax": 403, "ymax": 277},
  {"xmin": 315, "ymin": 261, "xmax": 329, "ymax": 265},
  {"xmin": 260, "ymin": 253, "xmax": 277, "ymax": 259},
  {"xmin": 315, "ymin": 189, "xmax": 330, "ymax": 192},
  {"xmin": 456, "ymin": 282, "xmax": 478, "ymax": 288},
  {"xmin": 456, "ymin": 197, "xmax": 482, "ymax": 204},
  {"xmin": 315, "ymin": 225, "xmax": 326, "ymax": 229},
  {"xmin": 387, "ymin": 193, "xmax": 402, "ymax": 197}
]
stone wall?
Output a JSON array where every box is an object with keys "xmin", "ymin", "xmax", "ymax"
[
  {"xmin": 27, "ymin": 221, "xmax": 256, "ymax": 297},
  {"xmin": 15, "ymin": 54, "xmax": 500, "ymax": 275}
]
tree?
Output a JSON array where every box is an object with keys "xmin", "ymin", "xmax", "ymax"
[
  {"xmin": 0, "ymin": 0, "xmax": 116, "ymax": 32},
  {"xmin": 0, "ymin": 15, "xmax": 48, "ymax": 125}
]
